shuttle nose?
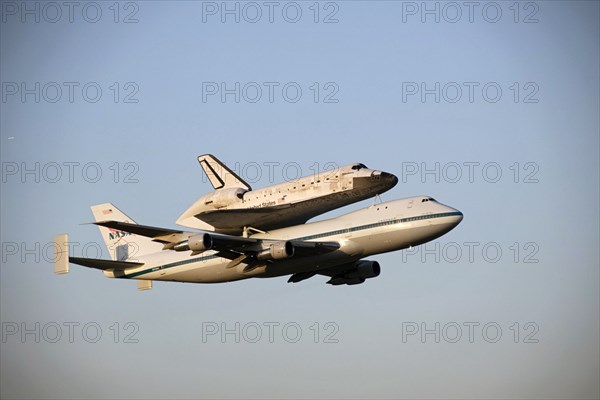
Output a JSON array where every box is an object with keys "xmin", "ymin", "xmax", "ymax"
[
  {"xmin": 355, "ymin": 169, "xmax": 398, "ymax": 192},
  {"xmin": 380, "ymin": 171, "xmax": 399, "ymax": 188}
]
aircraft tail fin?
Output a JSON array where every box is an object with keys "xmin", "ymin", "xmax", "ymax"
[
  {"xmin": 90, "ymin": 203, "xmax": 164, "ymax": 260},
  {"xmin": 197, "ymin": 154, "xmax": 251, "ymax": 190}
]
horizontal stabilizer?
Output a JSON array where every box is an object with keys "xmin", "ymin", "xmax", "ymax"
[{"xmin": 69, "ymin": 257, "xmax": 144, "ymax": 271}]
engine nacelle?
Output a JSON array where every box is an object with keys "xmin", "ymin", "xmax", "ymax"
[
  {"xmin": 256, "ymin": 241, "xmax": 294, "ymax": 261},
  {"xmin": 327, "ymin": 260, "xmax": 381, "ymax": 285},
  {"xmin": 202, "ymin": 187, "xmax": 247, "ymax": 209},
  {"xmin": 172, "ymin": 233, "xmax": 213, "ymax": 252},
  {"xmin": 188, "ymin": 233, "xmax": 213, "ymax": 252}
]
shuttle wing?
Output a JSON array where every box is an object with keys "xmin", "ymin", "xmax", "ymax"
[{"xmin": 195, "ymin": 203, "xmax": 312, "ymax": 232}]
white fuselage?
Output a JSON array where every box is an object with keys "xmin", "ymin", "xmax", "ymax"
[{"xmin": 104, "ymin": 196, "xmax": 463, "ymax": 283}]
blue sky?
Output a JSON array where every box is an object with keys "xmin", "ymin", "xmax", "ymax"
[{"xmin": 1, "ymin": 1, "xmax": 599, "ymax": 399}]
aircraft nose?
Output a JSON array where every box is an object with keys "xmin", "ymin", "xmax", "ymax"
[{"xmin": 448, "ymin": 208, "xmax": 464, "ymax": 227}]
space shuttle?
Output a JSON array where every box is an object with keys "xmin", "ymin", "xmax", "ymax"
[{"xmin": 176, "ymin": 154, "xmax": 398, "ymax": 234}]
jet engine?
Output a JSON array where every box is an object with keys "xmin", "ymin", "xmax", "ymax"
[
  {"xmin": 256, "ymin": 241, "xmax": 295, "ymax": 261},
  {"xmin": 202, "ymin": 187, "xmax": 247, "ymax": 209},
  {"xmin": 172, "ymin": 233, "xmax": 213, "ymax": 252},
  {"xmin": 327, "ymin": 260, "xmax": 381, "ymax": 285}
]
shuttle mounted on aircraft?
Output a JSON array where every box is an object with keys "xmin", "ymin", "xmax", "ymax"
[{"xmin": 176, "ymin": 154, "xmax": 398, "ymax": 234}]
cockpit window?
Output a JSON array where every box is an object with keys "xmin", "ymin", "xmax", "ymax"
[
  {"xmin": 351, "ymin": 163, "xmax": 368, "ymax": 170},
  {"xmin": 421, "ymin": 197, "xmax": 436, "ymax": 202}
]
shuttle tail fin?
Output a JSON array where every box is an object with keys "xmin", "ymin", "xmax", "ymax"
[
  {"xmin": 197, "ymin": 154, "xmax": 251, "ymax": 190},
  {"xmin": 90, "ymin": 203, "xmax": 164, "ymax": 260}
]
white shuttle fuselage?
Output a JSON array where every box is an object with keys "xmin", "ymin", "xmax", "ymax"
[{"xmin": 176, "ymin": 155, "xmax": 398, "ymax": 234}]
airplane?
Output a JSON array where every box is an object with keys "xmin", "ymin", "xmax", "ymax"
[
  {"xmin": 54, "ymin": 196, "xmax": 463, "ymax": 289},
  {"xmin": 176, "ymin": 154, "xmax": 398, "ymax": 234}
]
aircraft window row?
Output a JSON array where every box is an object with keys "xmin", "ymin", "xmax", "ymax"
[
  {"xmin": 295, "ymin": 212, "xmax": 461, "ymax": 241},
  {"xmin": 401, "ymin": 212, "xmax": 460, "ymax": 222},
  {"xmin": 298, "ymin": 219, "xmax": 403, "ymax": 241},
  {"xmin": 403, "ymin": 214, "xmax": 431, "ymax": 221}
]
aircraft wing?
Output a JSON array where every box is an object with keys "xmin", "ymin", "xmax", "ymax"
[
  {"xmin": 289, "ymin": 240, "xmax": 340, "ymax": 255},
  {"xmin": 93, "ymin": 220, "xmax": 339, "ymax": 261},
  {"xmin": 93, "ymin": 220, "xmax": 194, "ymax": 245}
]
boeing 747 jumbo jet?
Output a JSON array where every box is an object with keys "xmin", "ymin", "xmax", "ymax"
[
  {"xmin": 54, "ymin": 196, "xmax": 463, "ymax": 290},
  {"xmin": 176, "ymin": 154, "xmax": 398, "ymax": 234}
]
